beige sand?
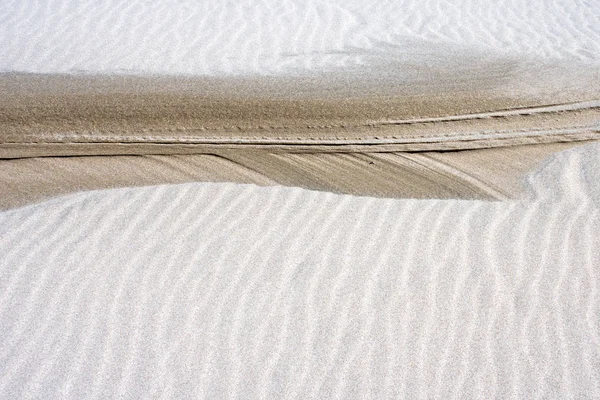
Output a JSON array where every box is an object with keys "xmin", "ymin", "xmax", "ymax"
[
  {"xmin": 2, "ymin": 72, "xmax": 599, "ymax": 157},
  {"xmin": 0, "ymin": 142, "xmax": 588, "ymax": 210},
  {"xmin": 1, "ymin": 71, "xmax": 598, "ymax": 209}
]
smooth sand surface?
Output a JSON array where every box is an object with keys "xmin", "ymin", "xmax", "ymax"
[{"xmin": 0, "ymin": 143, "xmax": 598, "ymax": 399}]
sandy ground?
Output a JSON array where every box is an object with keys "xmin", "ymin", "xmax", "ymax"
[
  {"xmin": 1, "ymin": 1, "xmax": 599, "ymax": 397},
  {"xmin": 1, "ymin": 142, "xmax": 598, "ymax": 399},
  {"xmin": 0, "ymin": 142, "xmax": 589, "ymax": 210},
  {"xmin": 1, "ymin": 71, "xmax": 598, "ymax": 209}
]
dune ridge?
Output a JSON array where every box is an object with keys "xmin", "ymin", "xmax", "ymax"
[{"xmin": 0, "ymin": 142, "xmax": 598, "ymax": 399}]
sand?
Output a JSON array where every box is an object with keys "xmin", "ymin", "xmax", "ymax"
[
  {"xmin": 2, "ymin": 0, "xmax": 600, "ymax": 75},
  {"xmin": 1, "ymin": 72, "xmax": 598, "ymax": 208},
  {"xmin": 1, "ymin": 0, "xmax": 598, "ymax": 207},
  {"xmin": 0, "ymin": 142, "xmax": 590, "ymax": 210},
  {"xmin": 1, "ymin": 0, "xmax": 599, "ymax": 398},
  {"xmin": 0, "ymin": 142, "xmax": 599, "ymax": 398}
]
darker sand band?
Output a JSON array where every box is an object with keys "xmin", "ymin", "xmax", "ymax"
[
  {"xmin": 1, "ymin": 68, "xmax": 598, "ymax": 208},
  {"xmin": 2, "ymin": 71, "xmax": 599, "ymax": 158}
]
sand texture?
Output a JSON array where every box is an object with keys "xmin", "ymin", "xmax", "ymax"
[
  {"xmin": 1, "ymin": 0, "xmax": 599, "ymax": 397},
  {"xmin": 0, "ymin": 143, "xmax": 599, "ymax": 399},
  {"xmin": 0, "ymin": 142, "xmax": 588, "ymax": 210},
  {"xmin": 2, "ymin": 73, "xmax": 599, "ymax": 159},
  {"xmin": 2, "ymin": 0, "xmax": 598, "ymax": 207},
  {"xmin": 2, "ymin": 0, "xmax": 599, "ymax": 75},
  {"xmin": 1, "ymin": 72, "xmax": 598, "ymax": 208}
]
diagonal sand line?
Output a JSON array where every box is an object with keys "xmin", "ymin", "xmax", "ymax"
[{"xmin": 378, "ymin": 100, "xmax": 600, "ymax": 125}]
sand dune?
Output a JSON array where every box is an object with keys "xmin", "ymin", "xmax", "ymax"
[
  {"xmin": 2, "ymin": 0, "xmax": 599, "ymax": 397},
  {"xmin": 2, "ymin": 74, "xmax": 599, "ymax": 160},
  {"xmin": 0, "ymin": 142, "xmax": 598, "ymax": 399},
  {"xmin": 2, "ymin": 71, "xmax": 596, "ymax": 209}
]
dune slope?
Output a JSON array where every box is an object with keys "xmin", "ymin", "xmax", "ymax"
[{"xmin": 0, "ymin": 142, "xmax": 598, "ymax": 399}]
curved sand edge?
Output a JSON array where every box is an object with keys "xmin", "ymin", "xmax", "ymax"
[{"xmin": 0, "ymin": 141, "xmax": 591, "ymax": 210}]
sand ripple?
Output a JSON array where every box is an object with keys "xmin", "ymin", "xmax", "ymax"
[
  {"xmin": 1, "ymin": 0, "xmax": 599, "ymax": 75},
  {"xmin": 0, "ymin": 143, "xmax": 598, "ymax": 398}
]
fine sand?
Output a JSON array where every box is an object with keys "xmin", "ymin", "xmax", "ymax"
[
  {"xmin": 0, "ymin": 142, "xmax": 598, "ymax": 398},
  {"xmin": 0, "ymin": 142, "xmax": 589, "ymax": 210},
  {"xmin": 2, "ymin": 0, "xmax": 599, "ymax": 207},
  {"xmin": 2, "ymin": 0, "xmax": 600, "ymax": 75},
  {"xmin": 1, "ymin": 71, "xmax": 598, "ymax": 208},
  {"xmin": 1, "ymin": 0, "xmax": 599, "ymax": 398}
]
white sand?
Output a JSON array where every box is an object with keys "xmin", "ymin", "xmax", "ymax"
[
  {"xmin": 0, "ymin": 142, "xmax": 598, "ymax": 399},
  {"xmin": 1, "ymin": 0, "xmax": 599, "ymax": 75},
  {"xmin": 1, "ymin": 0, "xmax": 599, "ymax": 398}
]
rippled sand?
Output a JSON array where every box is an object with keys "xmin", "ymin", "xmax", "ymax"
[
  {"xmin": 1, "ymin": 143, "xmax": 599, "ymax": 398},
  {"xmin": 1, "ymin": 0, "xmax": 599, "ymax": 398}
]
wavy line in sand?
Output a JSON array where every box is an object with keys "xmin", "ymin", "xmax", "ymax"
[
  {"xmin": 2, "ymin": 142, "xmax": 598, "ymax": 398},
  {"xmin": 2, "ymin": 0, "xmax": 600, "ymax": 75}
]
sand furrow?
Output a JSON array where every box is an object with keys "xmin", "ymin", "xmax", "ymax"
[
  {"xmin": 447, "ymin": 202, "xmax": 489, "ymax": 399},
  {"xmin": 251, "ymin": 191, "xmax": 336, "ymax": 397},
  {"xmin": 287, "ymin": 195, "xmax": 353, "ymax": 398},
  {"xmin": 306, "ymin": 198, "xmax": 374, "ymax": 398},
  {"xmin": 148, "ymin": 188, "xmax": 239, "ymax": 396},
  {"xmin": 61, "ymin": 188, "xmax": 165, "ymax": 398},
  {"xmin": 217, "ymin": 190, "xmax": 305, "ymax": 398},
  {"xmin": 431, "ymin": 201, "xmax": 482, "ymax": 398},
  {"xmin": 192, "ymin": 189, "xmax": 290, "ymax": 398},
  {"xmin": 529, "ymin": 198, "xmax": 569, "ymax": 397},
  {"xmin": 0, "ymin": 206, "xmax": 92, "ymax": 395},
  {"xmin": 112, "ymin": 187, "xmax": 196, "ymax": 399},
  {"xmin": 227, "ymin": 190, "xmax": 313, "ymax": 398},
  {"xmin": 416, "ymin": 201, "xmax": 455, "ymax": 399},
  {"xmin": 331, "ymin": 198, "xmax": 391, "ymax": 399},
  {"xmin": 0, "ymin": 190, "xmax": 143, "ymax": 397},
  {"xmin": 88, "ymin": 186, "xmax": 179, "ymax": 399},
  {"xmin": 358, "ymin": 200, "xmax": 398, "ymax": 399},
  {"xmin": 484, "ymin": 202, "xmax": 518, "ymax": 399},
  {"xmin": 552, "ymin": 200, "xmax": 588, "ymax": 397},
  {"xmin": 385, "ymin": 199, "xmax": 439, "ymax": 397},
  {"xmin": 158, "ymin": 186, "xmax": 261, "ymax": 398},
  {"xmin": 0, "ymin": 201, "xmax": 89, "ymax": 357},
  {"xmin": 584, "ymin": 212, "xmax": 600, "ymax": 395}
]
